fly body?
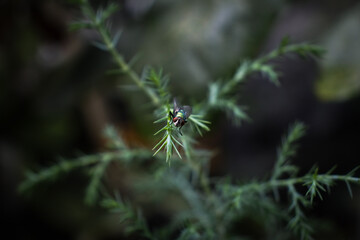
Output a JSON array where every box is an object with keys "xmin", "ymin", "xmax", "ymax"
[{"xmin": 170, "ymin": 98, "xmax": 192, "ymax": 135}]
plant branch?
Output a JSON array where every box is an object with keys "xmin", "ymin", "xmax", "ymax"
[{"xmin": 80, "ymin": 0, "xmax": 161, "ymax": 107}]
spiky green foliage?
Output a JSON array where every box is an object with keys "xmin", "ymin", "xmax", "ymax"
[
  {"xmin": 101, "ymin": 192, "xmax": 155, "ymax": 239},
  {"xmin": 19, "ymin": 126, "xmax": 152, "ymax": 206},
  {"xmin": 153, "ymin": 123, "xmax": 183, "ymax": 162},
  {"xmin": 220, "ymin": 122, "xmax": 359, "ymax": 240},
  {"xmin": 19, "ymin": 1, "xmax": 359, "ymax": 240}
]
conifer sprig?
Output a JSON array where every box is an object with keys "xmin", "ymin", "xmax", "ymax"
[
  {"xmin": 71, "ymin": 0, "xmax": 161, "ymax": 107},
  {"xmin": 221, "ymin": 122, "xmax": 359, "ymax": 240},
  {"xmin": 207, "ymin": 39, "xmax": 325, "ymax": 125},
  {"xmin": 101, "ymin": 192, "xmax": 155, "ymax": 239}
]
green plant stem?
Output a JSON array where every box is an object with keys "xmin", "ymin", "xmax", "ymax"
[
  {"xmin": 82, "ymin": 0, "xmax": 161, "ymax": 107},
  {"xmin": 194, "ymin": 161, "xmax": 212, "ymax": 197},
  {"xmin": 220, "ymin": 43, "xmax": 324, "ymax": 95},
  {"xmin": 257, "ymin": 43, "xmax": 322, "ymax": 64},
  {"xmin": 235, "ymin": 174, "xmax": 359, "ymax": 195},
  {"xmin": 19, "ymin": 149, "xmax": 151, "ymax": 193}
]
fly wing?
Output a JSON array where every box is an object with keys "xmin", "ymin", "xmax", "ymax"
[
  {"xmin": 183, "ymin": 106, "xmax": 192, "ymax": 118},
  {"xmin": 173, "ymin": 98, "xmax": 179, "ymax": 111}
]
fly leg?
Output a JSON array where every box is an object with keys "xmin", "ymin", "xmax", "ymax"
[
  {"xmin": 178, "ymin": 120, "xmax": 187, "ymax": 136},
  {"xmin": 169, "ymin": 111, "xmax": 174, "ymax": 124},
  {"xmin": 178, "ymin": 125, "xmax": 183, "ymax": 136}
]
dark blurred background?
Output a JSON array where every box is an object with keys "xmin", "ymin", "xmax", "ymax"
[{"xmin": 1, "ymin": 0, "xmax": 359, "ymax": 239}]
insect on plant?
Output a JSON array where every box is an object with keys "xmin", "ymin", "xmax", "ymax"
[
  {"xmin": 169, "ymin": 98, "xmax": 192, "ymax": 135},
  {"xmin": 18, "ymin": 1, "xmax": 360, "ymax": 239}
]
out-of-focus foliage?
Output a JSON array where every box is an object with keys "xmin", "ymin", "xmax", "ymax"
[
  {"xmin": 316, "ymin": 4, "xmax": 360, "ymax": 101},
  {"xmin": 2, "ymin": 0, "xmax": 359, "ymax": 239},
  {"xmin": 18, "ymin": 1, "xmax": 360, "ymax": 240}
]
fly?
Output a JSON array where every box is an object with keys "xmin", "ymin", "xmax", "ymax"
[{"xmin": 169, "ymin": 98, "xmax": 192, "ymax": 135}]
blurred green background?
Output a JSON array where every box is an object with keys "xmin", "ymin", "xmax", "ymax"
[{"xmin": 1, "ymin": 0, "xmax": 360, "ymax": 239}]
